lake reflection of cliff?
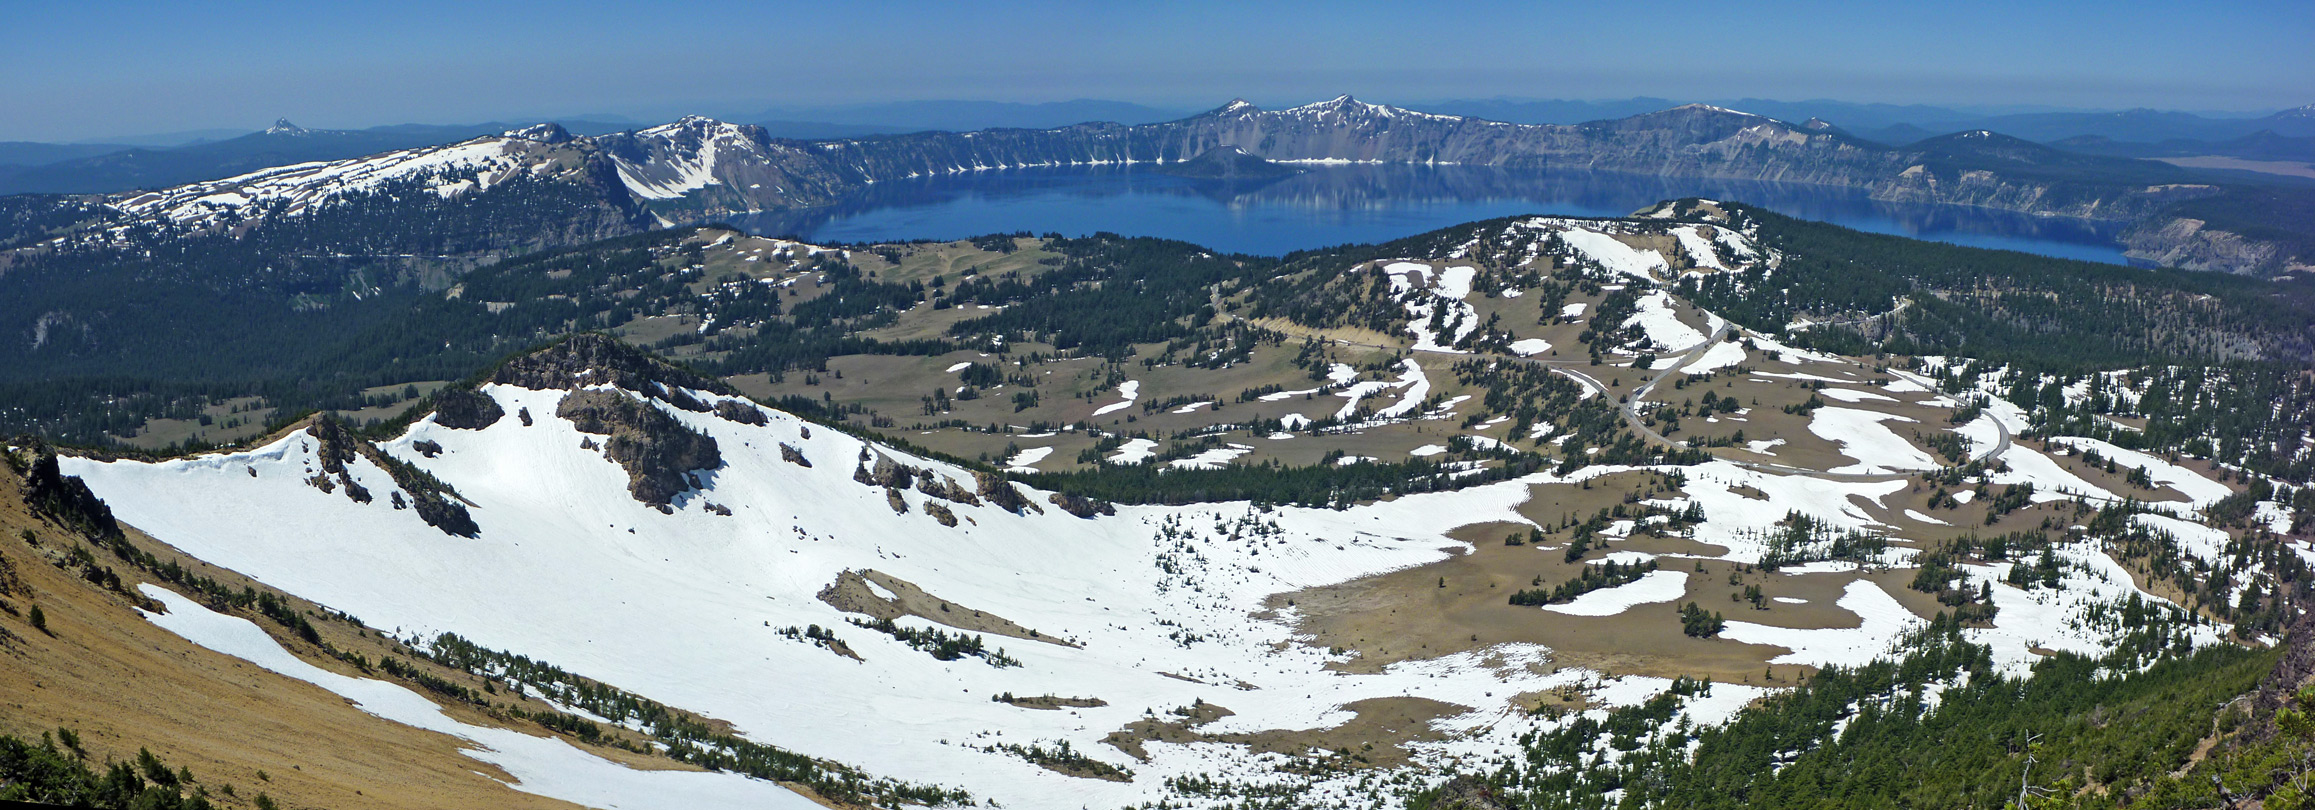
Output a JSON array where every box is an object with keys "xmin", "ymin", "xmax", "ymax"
[{"xmin": 727, "ymin": 164, "xmax": 2131, "ymax": 263}]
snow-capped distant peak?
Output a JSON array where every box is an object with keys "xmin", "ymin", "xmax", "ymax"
[
  {"xmin": 646, "ymin": 115, "xmax": 731, "ymax": 132},
  {"xmin": 502, "ymin": 123, "xmax": 573, "ymax": 144},
  {"xmin": 1283, "ymin": 94, "xmax": 1459, "ymax": 122},
  {"xmin": 1672, "ymin": 103, "xmax": 1759, "ymax": 118},
  {"xmin": 1221, "ymin": 98, "xmax": 1258, "ymax": 114},
  {"xmin": 264, "ymin": 118, "xmax": 307, "ymax": 136},
  {"xmin": 1287, "ymin": 94, "xmax": 1364, "ymax": 112}
]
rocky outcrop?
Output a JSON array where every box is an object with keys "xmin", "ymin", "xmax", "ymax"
[
  {"xmin": 494, "ymin": 334, "xmax": 727, "ymax": 401},
  {"xmin": 311, "ymin": 417, "xmax": 478, "ymax": 537},
  {"xmin": 779, "ymin": 443, "xmax": 811, "ymax": 467},
  {"xmin": 18, "ymin": 447, "xmax": 122, "ymax": 540},
  {"xmin": 1048, "ymin": 492, "xmax": 1116, "ymax": 519},
  {"xmin": 714, "ymin": 399, "xmax": 768, "ymax": 425},
  {"xmin": 308, "ymin": 418, "xmax": 373, "ymax": 504},
  {"xmin": 556, "ymin": 389, "xmax": 721, "ymax": 508},
  {"xmin": 432, "ymin": 388, "xmax": 504, "ymax": 430},
  {"xmin": 976, "ymin": 471, "xmax": 1038, "ymax": 515}
]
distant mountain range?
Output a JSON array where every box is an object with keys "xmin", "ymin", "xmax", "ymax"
[
  {"xmin": 9, "ymin": 99, "xmax": 2309, "ymax": 198},
  {"xmin": 4, "ymin": 97, "xmax": 2310, "ymax": 277}
]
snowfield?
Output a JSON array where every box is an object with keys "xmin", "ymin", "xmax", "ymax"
[
  {"xmin": 70, "ymin": 384, "xmax": 1675, "ymax": 808},
  {"xmin": 1625, "ymin": 290, "xmax": 1709, "ymax": 353},
  {"xmin": 1540, "ymin": 570, "xmax": 1689, "ymax": 617},
  {"xmin": 1557, "ymin": 230, "xmax": 1669, "ymax": 281},
  {"xmin": 1092, "ymin": 380, "xmax": 1141, "ymax": 416},
  {"xmin": 1807, "ymin": 408, "xmax": 1939, "ymax": 475},
  {"xmin": 1721, "ymin": 581, "xmax": 1918, "ymax": 668}
]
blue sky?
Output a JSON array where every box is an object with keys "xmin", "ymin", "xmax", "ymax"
[{"xmin": 4, "ymin": 0, "xmax": 2309, "ymax": 141}]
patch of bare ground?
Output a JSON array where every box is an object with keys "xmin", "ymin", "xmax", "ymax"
[
  {"xmin": 817, "ymin": 568, "xmax": 1078, "ymax": 648},
  {"xmin": 1277, "ymin": 511, "xmax": 1794, "ymax": 686},
  {"xmin": 1103, "ymin": 697, "xmax": 1458, "ymax": 771}
]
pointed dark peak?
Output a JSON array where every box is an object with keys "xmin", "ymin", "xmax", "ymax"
[
  {"xmin": 264, "ymin": 118, "xmax": 306, "ymax": 135},
  {"xmin": 489, "ymin": 333, "xmax": 735, "ymax": 403}
]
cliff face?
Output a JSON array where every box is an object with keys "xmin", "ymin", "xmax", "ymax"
[{"xmin": 2122, "ymin": 217, "xmax": 2314, "ymax": 275}]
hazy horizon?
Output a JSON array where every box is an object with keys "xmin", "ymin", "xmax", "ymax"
[{"xmin": 6, "ymin": 0, "xmax": 2311, "ymax": 142}]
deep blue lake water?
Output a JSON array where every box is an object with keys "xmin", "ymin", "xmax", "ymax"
[{"xmin": 730, "ymin": 164, "xmax": 2135, "ymax": 264}]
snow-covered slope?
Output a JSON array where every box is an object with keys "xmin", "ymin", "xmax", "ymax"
[
  {"xmin": 103, "ymin": 134, "xmax": 582, "ymax": 235},
  {"xmin": 63, "ymin": 363, "xmax": 1668, "ymax": 807}
]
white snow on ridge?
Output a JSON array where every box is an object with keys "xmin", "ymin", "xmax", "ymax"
[{"xmin": 111, "ymin": 138, "xmax": 535, "ymax": 232}]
